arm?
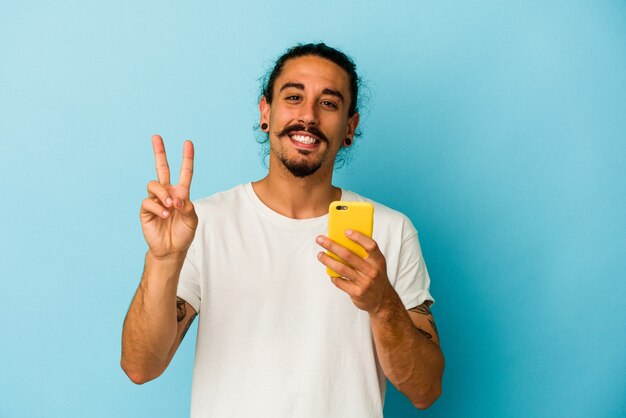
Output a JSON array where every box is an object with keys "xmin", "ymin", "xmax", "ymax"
[
  {"xmin": 369, "ymin": 298, "xmax": 444, "ymax": 409},
  {"xmin": 121, "ymin": 253, "xmax": 198, "ymax": 384},
  {"xmin": 121, "ymin": 135, "xmax": 198, "ymax": 384},
  {"xmin": 316, "ymin": 230, "xmax": 444, "ymax": 409}
]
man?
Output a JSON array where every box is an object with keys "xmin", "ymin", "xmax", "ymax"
[{"xmin": 121, "ymin": 43, "xmax": 444, "ymax": 417}]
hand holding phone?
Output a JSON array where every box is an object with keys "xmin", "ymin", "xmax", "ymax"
[{"xmin": 326, "ymin": 201, "xmax": 374, "ymax": 277}]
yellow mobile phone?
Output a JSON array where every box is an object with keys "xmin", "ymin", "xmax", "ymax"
[{"xmin": 326, "ymin": 201, "xmax": 374, "ymax": 277}]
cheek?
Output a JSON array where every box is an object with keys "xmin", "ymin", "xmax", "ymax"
[
  {"xmin": 271, "ymin": 105, "xmax": 298, "ymax": 121},
  {"xmin": 326, "ymin": 118, "xmax": 351, "ymax": 139}
]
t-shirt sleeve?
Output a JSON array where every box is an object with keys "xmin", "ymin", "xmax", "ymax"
[
  {"xmin": 392, "ymin": 220, "xmax": 434, "ymax": 310},
  {"xmin": 177, "ymin": 239, "xmax": 202, "ymax": 314}
]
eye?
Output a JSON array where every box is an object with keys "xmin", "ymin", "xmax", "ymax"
[
  {"xmin": 285, "ymin": 95, "xmax": 302, "ymax": 102},
  {"xmin": 321, "ymin": 100, "xmax": 338, "ymax": 109}
]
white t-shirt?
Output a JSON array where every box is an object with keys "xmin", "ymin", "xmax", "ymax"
[{"xmin": 177, "ymin": 183, "xmax": 433, "ymax": 418}]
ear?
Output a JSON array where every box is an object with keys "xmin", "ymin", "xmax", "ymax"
[
  {"xmin": 345, "ymin": 112, "xmax": 360, "ymax": 141},
  {"xmin": 259, "ymin": 96, "xmax": 270, "ymax": 128}
]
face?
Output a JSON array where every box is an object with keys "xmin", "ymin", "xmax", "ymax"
[{"xmin": 260, "ymin": 55, "xmax": 359, "ymax": 178}]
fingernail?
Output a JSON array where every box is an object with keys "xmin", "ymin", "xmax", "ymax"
[
  {"xmin": 317, "ymin": 252, "xmax": 323, "ymax": 259},
  {"xmin": 316, "ymin": 236, "xmax": 324, "ymax": 244},
  {"xmin": 166, "ymin": 197, "xmax": 172, "ymax": 207},
  {"xmin": 162, "ymin": 210, "xmax": 169, "ymax": 218},
  {"xmin": 346, "ymin": 229, "xmax": 353, "ymax": 235}
]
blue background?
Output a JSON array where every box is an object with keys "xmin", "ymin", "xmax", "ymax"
[{"xmin": 1, "ymin": 1, "xmax": 625, "ymax": 417}]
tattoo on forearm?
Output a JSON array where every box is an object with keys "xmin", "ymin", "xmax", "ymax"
[
  {"xmin": 429, "ymin": 318, "xmax": 440, "ymax": 339},
  {"xmin": 409, "ymin": 301, "xmax": 432, "ymax": 316},
  {"xmin": 176, "ymin": 298, "xmax": 186, "ymax": 322},
  {"xmin": 415, "ymin": 327, "xmax": 433, "ymax": 339},
  {"xmin": 180, "ymin": 313, "xmax": 197, "ymax": 342},
  {"xmin": 409, "ymin": 301, "xmax": 439, "ymax": 340}
]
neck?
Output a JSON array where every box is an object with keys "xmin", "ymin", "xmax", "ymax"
[{"xmin": 252, "ymin": 157, "xmax": 341, "ymax": 219}]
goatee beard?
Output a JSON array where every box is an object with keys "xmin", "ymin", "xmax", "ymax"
[{"xmin": 280, "ymin": 155, "xmax": 323, "ymax": 178}]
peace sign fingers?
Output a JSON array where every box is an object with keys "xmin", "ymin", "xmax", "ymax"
[
  {"xmin": 152, "ymin": 134, "xmax": 171, "ymax": 185},
  {"xmin": 142, "ymin": 135, "xmax": 198, "ymax": 257},
  {"xmin": 178, "ymin": 140, "xmax": 194, "ymax": 193}
]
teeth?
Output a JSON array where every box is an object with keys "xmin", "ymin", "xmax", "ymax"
[{"xmin": 291, "ymin": 134, "xmax": 317, "ymax": 144}]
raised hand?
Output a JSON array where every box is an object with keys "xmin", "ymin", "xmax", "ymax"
[{"xmin": 140, "ymin": 134, "xmax": 198, "ymax": 258}]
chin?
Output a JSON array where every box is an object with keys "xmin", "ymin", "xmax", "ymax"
[{"xmin": 281, "ymin": 156, "xmax": 323, "ymax": 178}]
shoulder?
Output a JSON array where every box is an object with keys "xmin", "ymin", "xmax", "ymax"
[
  {"xmin": 190, "ymin": 183, "xmax": 256, "ymax": 232},
  {"xmin": 192, "ymin": 183, "xmax": 249, "ymax": 215}
]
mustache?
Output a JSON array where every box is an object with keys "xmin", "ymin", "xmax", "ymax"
[{"xmin": 276, "ymin": 124, "xmax": 328, "ymax": 143}]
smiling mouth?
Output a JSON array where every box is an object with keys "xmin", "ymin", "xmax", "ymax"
[
  {"xmin": 289, "ymin": 133, "xmax": 319, "ymax": 145},
  {"xmin": 278, "ymin": 124, "xmax": 328, "ymax": 145}
]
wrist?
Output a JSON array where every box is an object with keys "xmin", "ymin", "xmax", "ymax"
[
  {"xmin": 146, "ymin": 250, "xmax": 187, "ymax": 264},
  {"xmin": 143, "ymin": 250, "xmax": 187, "ymax": 286},
  {"xmin": 369, "ymin": 286, "xmax": 403, "ymax": 318}
]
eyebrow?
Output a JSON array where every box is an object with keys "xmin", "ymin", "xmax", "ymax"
[
  {"xmin": 279, "ymin": 82, "xmax": 345, "ymax": 103},
  {"xmin": 322, "ymin": 88, "xmax": 345, "ymax": 103},
  {"xmin": 279, "ymin": 82, "xmax": 305, "ymax": 92}
]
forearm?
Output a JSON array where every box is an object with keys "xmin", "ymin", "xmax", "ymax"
[
  {"xmin": 121, "ymin": 251, "xmax": 185, "ymax": 383},
  {"xmin": 369, "ymin": 292, "xmax": 444, "ymax": 409}
]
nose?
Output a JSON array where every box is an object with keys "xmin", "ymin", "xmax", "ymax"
[{"xmin": 297, "ymin": 99, "xmax": 318, "ymax": 127}]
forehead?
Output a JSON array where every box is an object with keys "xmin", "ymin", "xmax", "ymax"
[{"xmin": 275, "ymin": 55, "xmax": 351, "ymax": 94}]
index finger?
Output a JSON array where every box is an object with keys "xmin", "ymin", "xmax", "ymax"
[
  {"xmin": 178, "ymin": 140, "xmax": 194, "ymax": 190},
  {"xmin": 152, "ymin": 134, "xmax": 171, "ymax": 185}
]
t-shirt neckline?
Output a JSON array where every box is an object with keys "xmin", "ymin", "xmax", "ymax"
[{"xmin": 243, "ymin": 182, "xmax": 344, "ymax": 229}]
